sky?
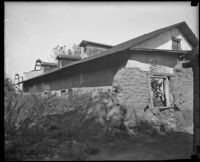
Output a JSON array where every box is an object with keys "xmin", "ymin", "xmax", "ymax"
[{"xmin": 5, "ymin": 2, "xmax": 199, "ymax": 80}]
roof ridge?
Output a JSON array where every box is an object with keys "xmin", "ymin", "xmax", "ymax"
[
  {"xmin": 115, "ymin": 21, "xmax": 186, "ymax": 47},
  {"xmin": 96, "ymin": 21, "xmax": 196, "ymax": 56},
  {"xmin": 79, "ymin": 40, "xmax": 114, "ymax": 48},
  {"xmin": 21, "ymin": 21, "xmax": 198, "ymax": 83}
]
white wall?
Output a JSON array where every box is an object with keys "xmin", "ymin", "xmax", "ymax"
[
  {"xmin": 133, "ymin": 28, "xmax": 192, "ymax": 50},
  {"xmin": 125, "ymin": 60, "xmax": 174, "ymax": 74}
]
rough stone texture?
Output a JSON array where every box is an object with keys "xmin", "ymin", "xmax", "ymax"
[
  {"xmin": 171, "ymin": 67, "xmax": 193, "ymax": 133},
  {"xmin": 22, "ymin": 66, "xmax": 194, "ymax": 135},
  {"xmin": 112, "ymin": 67, "xmax": 151, "ymax": 127},
  {"xmin": 112, "ymin": 67, "xmax": 194, "ymax": 134}
]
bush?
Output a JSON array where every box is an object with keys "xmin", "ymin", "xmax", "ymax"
[
  {"xmin": 4, "ymin": 84, "xmax": 131, "ymax": 160},
  {"xmin": 83, "ymin": 141, "xmax": 100, "ymax": 155},
  {"xmin": 58, "ymin": 141, "xmax": 87, "ymax": 161}
]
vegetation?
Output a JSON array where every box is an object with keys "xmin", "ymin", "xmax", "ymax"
[
  {"xmin": 4, "ymin": 76, "xmax": 193, "ymax": 160},
  {"xmin": 51, "ymin": 43, "xmax": 81, "ymax": 59},
  {"xmin": 4, "ymin": 76, "xmax": 129, "ymax": 161}
]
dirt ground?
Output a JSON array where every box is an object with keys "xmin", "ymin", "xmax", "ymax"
[{"xmin": 87, "ymin": 132, "xmax": 193, "ymax": 160}]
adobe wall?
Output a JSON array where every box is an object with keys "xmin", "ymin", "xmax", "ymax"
[
  {"xmin": 23, "ymin": 65, "xmax": 193, "ymax": 134},
  {"xmin": 112, "ymin": 67, "xmax": 152, "ymax": 131},
  {"xmin": 112, "ymin": 66, "xmax": 193, "ymax": 134},
  {"xmin": 112, "ymin": 67, "xmax": 150, "ymax": 116},
  {"xmin": 170, "ymin": 67, "xmax": 193, "ymax": 130}
]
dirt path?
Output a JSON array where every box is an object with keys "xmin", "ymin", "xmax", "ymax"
[{"xmin": 87, "ymin": 132, "xmax": 193, "ymax": 160}]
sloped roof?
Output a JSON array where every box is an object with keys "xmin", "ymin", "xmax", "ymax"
[
  {"xmin": 56, "ymin": 54, "xmax": 81, "ymax": 60},
  {"xmin": 79, "ymin": 40, "xmax": 113, "ymax": 49},
  {"xmin": 20, "ymin": 49, "xmax": 189, "ymax": 83},
  {"xmin": 21, "ymin": 21, "xmax": 198, "ymax": 83},
  {"xmin": 102, "ymin": 21, "xmax": 198, "ymax": 55},
  {"xmin": 41, "ymin": 62, "xmax": 57, "ymax": 67},
  {"xmin": 76, "ymin": 21, "xmax": 198, "ymax": 62}
]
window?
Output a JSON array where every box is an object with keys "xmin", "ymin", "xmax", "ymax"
[
  {"xmin": 61, "ymin": 89, "xmax": 67, "ymax": 98},
  {"xmin": 150, "ymin": 76, "xmax": 171, "ymax": 108},
  {"xmin": 172, "ymin": 36, "xmax": 181, "ymax": 51},
  {"xmin": 44, "ymin": 91, "xmax": 48, "ymax": 99}
]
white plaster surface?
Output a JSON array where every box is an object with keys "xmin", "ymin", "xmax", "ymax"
[
  {"xmin": 133, "ymin": 28, "xmax": 192, "ymax": 50},
  {"xmin": 125, "ymin": 60, "xmax": 174, "ymax": 74}
]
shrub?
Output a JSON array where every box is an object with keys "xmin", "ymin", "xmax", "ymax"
[
  {"xmin": 4, "ymin": 84, "xmax": 131, "ymax": 160},
  {"xmin": 58, "ymin": 141, "xmax": 87, "ymax": 161},
  {"xmin": 83, "ymin": 141, "xmax": 100, "ymax": 155}
]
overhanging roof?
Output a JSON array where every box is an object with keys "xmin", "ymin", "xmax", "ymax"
[
  {"xmin": 104, "ymin": 21, "xmax": 198, "ymax": 55},
  {"xmin": 182, "ymin": 45, "xmax": 199, "ymax": 60},
  {"xmin": 19, "ymin": 48, "xmax": 189, "ymax": 84},
  {"xmin": 56, "ymin": 54, "xmax": 81, "ymax": 60},
  {"xmin": 41, "ymin": 62, "xmax": 57, "ymax": 67},
  {"xmin": 79, "ymin": 40, "xmax": 114, "ymax": 49},
  {"xmin": 20, "ymin": 21, "xmax": 198, "ymax": 83}
]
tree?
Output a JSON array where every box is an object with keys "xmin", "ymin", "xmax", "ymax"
[
  {"xmin": 51, "ymin": 43, "xmax": 82, "ymax": 60},
  {"xmin": 72, "ymin": 43, "xmax": 81, "ymax": 57},
  {"xmin": 4, "ymin": 76, "xmax": 16, "ymax": 95},
  {"xmin": 51, "ymin": 45, "xmax": 68, "ymax": 59},
  {"xmin": 68, "ymin": 49, "xmax": 72, "ymax": 56}
]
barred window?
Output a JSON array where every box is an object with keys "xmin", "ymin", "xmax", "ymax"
[{"xmin": 150, "ymin": 76, "xmax": 171, "ymax": 108}]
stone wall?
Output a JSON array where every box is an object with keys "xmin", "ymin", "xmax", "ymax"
[
  {"xmin": 113, "ymin": 67, "xmax": 150, "ymax": 114},
  {"xmin": 23, "ymin": 66, "xmax": 194, "ymax": 134},
  {"xmin": 112, "ymin": 67, "xmax": 151, "ymax": 130},
  {"xmin": 170, "ymin": 67, "xmax": 193, "ymax": 132},
  {"xmin": 112, "ymin": 67, "xmax": 193, "ymax": 134}
]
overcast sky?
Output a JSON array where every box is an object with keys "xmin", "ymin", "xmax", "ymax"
[{"xmin": 5, "ymin": 2, "xmax": 199, "ymax": 79}]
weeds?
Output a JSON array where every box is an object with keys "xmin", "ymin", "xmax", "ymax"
[{"xmin": 4, "ymin": 77, "xmax": 130, "ymax": 160}]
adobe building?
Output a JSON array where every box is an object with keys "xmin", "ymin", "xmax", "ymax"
[{"xmin": 17, "ymin": 21, "xmax": 198, "ymax": 134}]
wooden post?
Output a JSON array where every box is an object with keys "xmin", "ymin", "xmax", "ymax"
[
  {"xmin": 192, "ymin": 54, "xmax": 199, "ymax": 158},
  {"xmin": 182, "ymin": 46, "xmax": 199, "ymax": 158}
]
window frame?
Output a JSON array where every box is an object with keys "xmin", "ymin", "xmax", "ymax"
[
  {"xmin": 148, "ymin": 75, "xmax": 171, "ymax": 109},
  {"xmin": 172, "ymin": 36, "xmax": 182, "ymax": 51},
  {"xmin": 61, "ymin": 89, "xmax": 67, "ymax": 98},
  {"xmin": 43, "ymin": 91, "xmax": 48, "ymax": 99}
]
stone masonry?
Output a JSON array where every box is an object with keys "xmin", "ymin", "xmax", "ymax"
[
  {"xmin": 112, "ymin": 66, "xmax": 194, "ymax": 134},
  {"xmin": 112, "ymin": 67, "xmax": 151, "ymax": 130},
  {"xmin": 171, "ymin": 67, "xmax": 193, "ymax": 132}
]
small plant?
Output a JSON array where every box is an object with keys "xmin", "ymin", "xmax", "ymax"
[
  {"xmin": 58, "ymin": 141, "xmax": 87, "ymax": 161},
  {"xmin": 83, "ymin": 141, "xmax": 100, "ymax": 155},
  {"xmin": 4, "ymin": 78, "xmax": 131, "ymax": 160}
]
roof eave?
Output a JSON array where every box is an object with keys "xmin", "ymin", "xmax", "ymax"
[{"xmin": 79, "ymin": 40, "xmax": 113, "ymax": 48}]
